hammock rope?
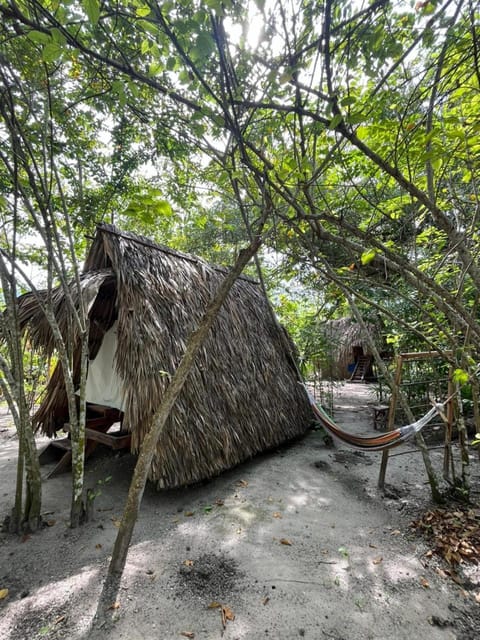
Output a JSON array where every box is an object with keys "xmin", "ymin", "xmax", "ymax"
[{"xmin": 304, "ymin": 386, "xmax": 447, "ymax": 452}]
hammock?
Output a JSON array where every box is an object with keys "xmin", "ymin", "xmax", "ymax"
[{"xmin": 305, "ymin": 386, "xmax": 444, "ymax": 452}]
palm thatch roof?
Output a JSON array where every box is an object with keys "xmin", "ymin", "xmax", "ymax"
[
  {"xmin": 19, "ymin": 224, "xmax": 313, "ymax": 488},
  {"xmin": 320, "ymin": 317, "xmax": 385, "ymax": 380}
]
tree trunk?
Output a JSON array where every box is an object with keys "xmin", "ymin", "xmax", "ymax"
[
  {"xmin": 0, "ymin": 256, "xmax": 42, "ymax": 533},
  {"xmin": 69, "ymin": 332, "xmax": 89, "ymax": 528},
  {"xmin": 19, "ymin": 400, "xmax": 42, "ymax": 532},
  {"xmin": 105, "ymin": 237, "xmax": 261, "ymax": 585}
]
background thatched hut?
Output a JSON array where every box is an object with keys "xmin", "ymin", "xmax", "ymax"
[
  {"xmin": 319, "ymin": 317, "xmax": 386, "ymax": 381},
  {"xmin": 20, "ymin": 224, "xmax": 313, "ymax": 488}
]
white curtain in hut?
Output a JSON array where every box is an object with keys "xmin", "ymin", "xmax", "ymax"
[{"xmin": 85, "ymin": 321, "xmax": 126, "ymax": 411}]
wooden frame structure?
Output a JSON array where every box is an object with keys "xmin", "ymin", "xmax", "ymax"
[
  {"xmin": 39, "ymin": 405, "xmax": 130, "ymax": 478},
  {"xmin": 377, "ymin": 351, "xmax": 454, "ymax": 488}
]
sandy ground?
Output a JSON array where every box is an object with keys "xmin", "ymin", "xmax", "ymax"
[{"xmin": 0, "ymin": 382, "xmax": 479, "ymax": 640}]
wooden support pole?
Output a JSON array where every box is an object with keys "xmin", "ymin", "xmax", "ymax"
[{"xmin": 378, "ymin": 354, "xmax": 403, "ymax": 489}]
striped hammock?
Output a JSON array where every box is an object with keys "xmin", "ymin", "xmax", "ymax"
[{"xmin": 305, "ymin": 386, "xmax": 444, "ymax": 452}]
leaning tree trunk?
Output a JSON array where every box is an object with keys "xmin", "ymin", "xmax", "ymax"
[{"xmin": 99, "ymin": 237, "xmax": 262, "ymax": 611}]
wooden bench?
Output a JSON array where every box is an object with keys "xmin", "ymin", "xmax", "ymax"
[
  {"xmin": 39, "ymin": 407, "xmax": 130, "ymax": 478},
  {"xmin": 372, "ymin": 405, "xmax": 389, "ymax": 431}
]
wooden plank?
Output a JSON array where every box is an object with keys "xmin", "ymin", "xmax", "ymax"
[
  {"xmin": 62, "ymin": 423, "xmax": 131, "ymax": 450},
  {"xmin": 42, "ymin": 416, "xmax": 130, "ymax": 478},
  {"xmin": 46, "ymin": 450, "xmax": 73, "ymax": 479},
  {"xmin": 39, "ymin": 439, "xmax": 71, "ymax": 465},
  {"xmin": 399, "ymin": 351, "xmax": 452, "ymax": 361},
  {"xmin": 84, "ymin": 427, "xmax": 131, "ymax": 449}
]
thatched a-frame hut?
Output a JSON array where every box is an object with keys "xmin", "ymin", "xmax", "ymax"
[
  {"xmin": 320, "ymin": 317, "xmax": 385, "ymax": 381},
  {"xmin": 20, "ymin": 224, "xmax": 313, "ymax": 488}
]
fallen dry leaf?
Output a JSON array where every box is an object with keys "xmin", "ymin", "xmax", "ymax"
[
  {"xmin": 279, "ymin": 538, "xmax": 292, "ymax": 546},
  {"xmin": 180, "ymin": 632, "xmax": 195, "ymax": 639},
  {"xmin": 111, "ymin": 518, "xmax": 121, "ymax": 528},
  {"xmin": 236, "ymin": 479, "xmax": 249, "ymax": 487},
  {"xmin": 390, "ymin": 530, "xmax": 401, "ymax": 536},
  {"xmin": 372, "ymin": 556, "xmax": 383, "ymax": 565},
  {"xmin": 46, "ymin": 520, "xmax": 56, "ymax": 527},
  {"xmin": 215, "ymin": 498, "xmax": 224, "ymax": 506},
  {"xmin": 262, "ymin": 596, "xmax": 270, "ymax": 605},
  {"xmin": 0, "ymin": 588, "xmax": 9, "ymax": 600},
  {"xmin": 221, "ymin": 605, "xmax": 235, "ymax": 628},
  {"xmin": 207, "ymin": 601, "xmax": 221, "ymax": 609},
  {"xmin": 53, "ymin": 615, "xmax": 66, "ymax": 626},
  {"xmin": 95, "ymin": 543, "xmax": 102, "ymax": 549},
  {"xmin": 369, "ymin": 543, "xmax": 377, "ymax": 548},
  {"xmin": 411, "ymin": 506, "xmax": 480, "ymax": 569},
  {"xmin": 184, "ymin": 511, "xmax": 195, "ymax": 517},
  {"xmin": 420, "ymin": 577, "xmax": 430, "ymax": 588},
  {"xmin": 183, "ymin": 559, "xmax": 194, "ymax": 567},
  {"xmin": 273, "ymin": 512, "xmax": 282, "ymax": 519},
  {"xmin": 108, "ymin": 601, "xmax": 121, "ymax": 610}
]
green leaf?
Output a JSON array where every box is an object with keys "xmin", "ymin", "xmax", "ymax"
[
  {"xmin": 452, "ymin": 369, "xmax": 469, "ymax": 386},
  {"xmin": 82, "ymin": 0, "xmax": 100, "ymax": 25},
  {"xmin": 204, "ymin": 0, "xmax": 225, "ymax": 9},
  {"xmin": 51, "ymin": 28, "xmax": 66, "ymax": 45},
  {"xmin": 279, "ymin": 71, "xmax": 292, "ymax": 84},
  {"xmin": 148, "ymin": 61, "xmax": 163, "ymax": 76},
  {"xmin": 360, "ymin": 249, "xmax": 377, "ymax": 265},
  {"xmin": 346, "ymin": 112, "xmax": 364, "ymax": 125},
  {"xmin": 138, "ymin": 19, "xmax": 159, "ymax": 35},
  {"xmin": 111, "ymin": 79, "xmax": 125, "ymax": 95},
  {"xmin": 340, "ymin": 96, "xmax": 357, "ymax": 107},
  {"xmin": 328, "ymin": 114, "xmax": 343, "ymax": 129},
  {"xmin": 193, "ymin": 32, "xmax": 215, "ymax": 59},
  {"xmin": 136, "ymin": 6, "xmax": 151, "ymax": 17},
  {"xmin": 42, "ymin": 42, "xmax": 63, "ymax": 63},
  {"xmin": 27, "ymin": 30, "xmax": 51, "ymax": 45},
  {"xmin": 156, "ymin": 200, "xmax": 173, "ymax": 216}
]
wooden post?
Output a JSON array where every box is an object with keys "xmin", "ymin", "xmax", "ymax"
[
  {"xmin": 378, "ymin": 354, "xmax": 403, "ymax": 489},
  {"xmin": 378, "ymin": 350, "xmax": 453, "ymax": 490},
  {"xmin": 443, "ymin": 372, "xmax": 455, "ymax": 479}
]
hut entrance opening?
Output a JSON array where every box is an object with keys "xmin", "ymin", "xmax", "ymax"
[
  {"xmin": 85, "ymin": 321, "xmax": 126, "ymax": 412},
  {"xmin": 349, "ymin": 345, "xmax": 374, "ymax": 382}
]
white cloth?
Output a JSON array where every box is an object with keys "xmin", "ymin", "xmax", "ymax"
[{"xmin": 85, "ymin": 321, "xmax": 126, "ymax": 411}]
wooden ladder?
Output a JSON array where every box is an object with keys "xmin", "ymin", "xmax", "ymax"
[{"xmin": 350, "ymin": 355, "xmax": 372, "ymax": 381}]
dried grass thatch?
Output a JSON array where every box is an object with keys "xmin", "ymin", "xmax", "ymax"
[
  {"xmin": 20, "ymin": 224, "xmax": 313, "ymax": 488},
  {"xmin": 321, "ymin": 317, "xmax": 384, "ymax": 380}
]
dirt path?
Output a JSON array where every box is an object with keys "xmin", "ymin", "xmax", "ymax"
[{"xmin": 0, "ymin": 383, "xmax": 479, "ymax": 640}]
